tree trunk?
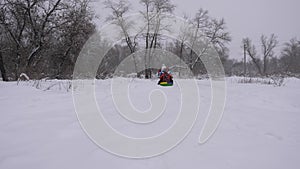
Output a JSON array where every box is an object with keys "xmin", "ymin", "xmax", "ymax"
[
  {"xmin": 14, "ymin": 45, "xmax": 21, "ymax": 80},
  {"xmin": 263, "ymin": 57, "xmax": 268, "ymax": 76},
  {"xmin": 179, "ymin": 41, "xmax": 184, "ymax": 77},
  {"xmin": 253, "ymin": 59, "xmax": 263, "ymax": 76},
  {"xmin": 0, "ymin": 50, "xmax": 8, "ymax": 81}
]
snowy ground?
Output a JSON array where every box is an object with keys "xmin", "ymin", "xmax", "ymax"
[{"xmin": 0, "ymin": 78, "xmax": 299, "ymax": 169}]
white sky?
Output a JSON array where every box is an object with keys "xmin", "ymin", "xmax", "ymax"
[{"xmin": 92, "ymin": 0, "xmax": 300, "ymax": 60}]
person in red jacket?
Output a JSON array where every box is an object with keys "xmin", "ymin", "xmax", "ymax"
[{"xmin": 158, "ymin": 65, "xmax": 173, "ymax": 84}]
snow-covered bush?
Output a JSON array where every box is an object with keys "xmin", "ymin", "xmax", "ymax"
[
  {"xmin": 229, "ymin": 76, "xmax": 285, "ymax": 87},
  {"xmin": 18, "ymin": 79, "xmax": 72, "ymax": 92}
]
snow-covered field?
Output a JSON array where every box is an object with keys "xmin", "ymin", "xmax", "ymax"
[{"xmin": 0, "ymin": 78, "xmax": 299, "ymax": 169}]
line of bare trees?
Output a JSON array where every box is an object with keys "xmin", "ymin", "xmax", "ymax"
[
  {"xmin": 226, "ymin": 35, "xmax": 300, "ymax": 77},
  {"xmin": 0, "ymin": 0, "xmax": 299, "ymax": 81},
  {"xmin": 102, "ymin": 0, "xmax": 231, "ymax": 78},
  {"xmin": 101, "ymin": 0, "xmax": 299, "ymax": 78}
]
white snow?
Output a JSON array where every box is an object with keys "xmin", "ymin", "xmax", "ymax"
[{"xmin": 0, "ymin": 78, "xmax": 299, "ymax": 169}]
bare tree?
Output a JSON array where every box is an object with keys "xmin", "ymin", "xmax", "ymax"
[
  {"xmin": 261, "ymin": 34, "xmax": 278, "ymax": 75},
  {"xmin": 104, "ymin": 0, "xmax": 140, "ymax": 74},
  {"xmin": 175, "ymin": 8, "xmax": 231, "ymax": 76},
  {"xmin": 104, "ymin": 0, "xmax": 136, "ymax": 53},
  {"xmin": 189, "ymin": 8, "xmax": 209, "ymax": 65},
  {"xmin": 149, "ymin": 0, "xmax": 175, "ymax": 49},
  {"xmin": 280, "ymin": 38, "xmax": 300, "ymax": 74},
  {"xmin": 177, "ymin": 15, "xmax": 191, "ymax": 77},
  {"xmin": 0, "ymin": 50, "xmax": 8, "ymax": 81},
  {"xmin": 0, "ymin": 0, "xmax": 28, "ymax": 79},
  {"xmin": 139, "ymin": 0, "xmax": 175, "ymax": 78},
  {"xmin": 189, "ymin": 11, "xmax": 231, "ymax": 71},
  {"xmin": 243, "ymin": 34, "xmax": 278, "ymax": 76},
  {"xmin": 243, "ymin": 38, "xmax": 263, "ymax": 75},
  {"xmin": 193, "ymin": 8, "xmax": 209, "ymax": 34},
  {"xmin": 0, "ymin": 0, "xmax": 65, "ymax": 77},
  {"xmin": 0, "ymin": 24, "xmax": 8, "ymax": 81},
  {"xmin": 0, "ymin": 0, "xmax": 96, "ymax": 80},
  {"xmin": 55, "ymin": 0, "xmax": 96, "ymax": 78}
]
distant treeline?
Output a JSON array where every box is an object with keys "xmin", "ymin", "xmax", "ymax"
[{"xmin": 0, "ymin": 0, "xmax": 299, "ymax": 81}]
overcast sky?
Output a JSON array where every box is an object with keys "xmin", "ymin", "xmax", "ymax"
[{"xmin": 93, "ymin": 0, "xmax": 300, "ymax": 60}]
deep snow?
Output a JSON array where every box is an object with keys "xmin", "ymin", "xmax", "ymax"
[{"xmin": 0, "ymin": 78, "xmax": 299, "ymax": 169}]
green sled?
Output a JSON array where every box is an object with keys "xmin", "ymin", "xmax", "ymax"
[{"xmin": 159, "ymin": 82, "xmax": 173, "ymax": 86}]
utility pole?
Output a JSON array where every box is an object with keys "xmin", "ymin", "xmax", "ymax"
[{"xmin": 243, "ymin": 43, "xmax": 247, "ymax": 76}]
